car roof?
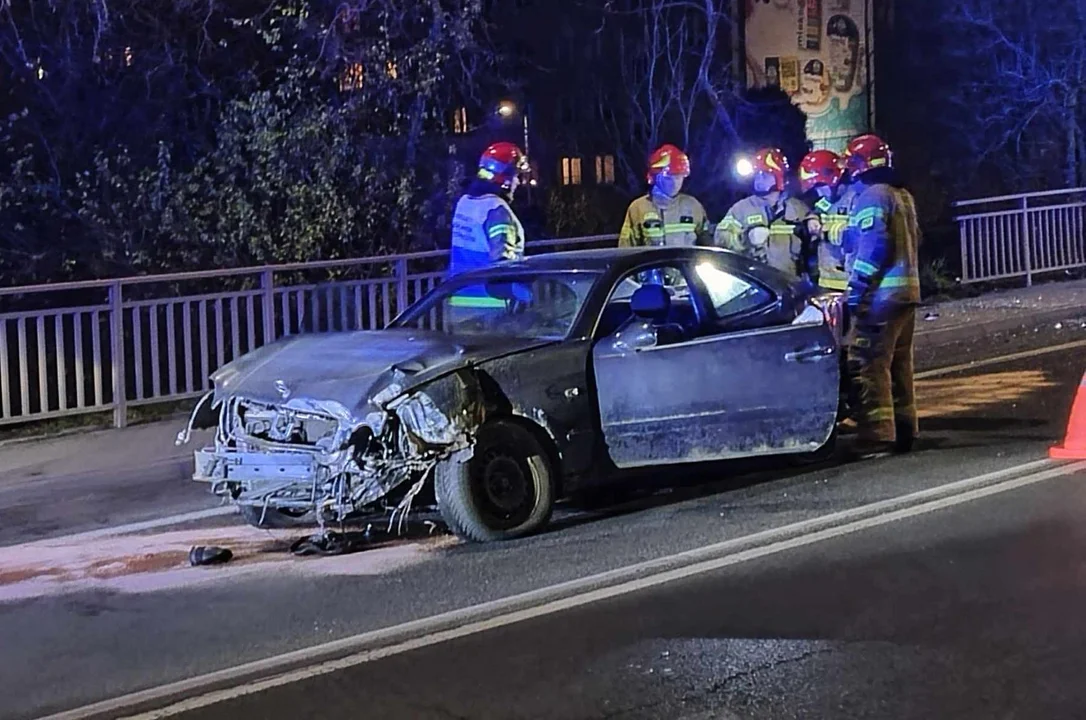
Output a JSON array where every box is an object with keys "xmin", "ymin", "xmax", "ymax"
[{"xmin": 452, "ymin": 246, "xmax": 797, "ymax": 288}]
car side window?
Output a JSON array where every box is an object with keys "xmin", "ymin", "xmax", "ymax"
[
  {"xmin": 596, "ymin": 263, "xmax": 696, "ymax": 338},
  {"xmin": 693, "ymin": 261, "xmax": 773, "ymax": 321}
]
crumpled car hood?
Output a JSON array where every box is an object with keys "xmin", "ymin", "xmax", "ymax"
[{"xmin": 210, "ymin": 328, "xmax": 551, "ymax": 422}]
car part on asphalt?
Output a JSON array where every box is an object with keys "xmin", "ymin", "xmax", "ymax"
[{"xmin": 188, "ymin": 546, "xmax": 233, "ymax": 567}]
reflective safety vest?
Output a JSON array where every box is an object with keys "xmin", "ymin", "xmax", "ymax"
[
  {"xmin": 448, "ymin": 193, "xmax": 525, "ymax": 309},
  {"xmin": 618, "ymin": 194, "xmax": 712, "ymax": 249},
  {"xmin": 846, "ymin": 183, "xmax": 922, "ymax": 308},
  {"xmin": 716, "ymin": 192, "xmax": 811, "ymax": 279},
  {"xmin": 811, "ymin": 185, "xmax": 859, "ymax": 291}
]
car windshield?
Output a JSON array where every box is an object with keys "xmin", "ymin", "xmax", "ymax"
[{"xmin": 394, "ymin": 270, "xmax": 603, "ymax": 340}]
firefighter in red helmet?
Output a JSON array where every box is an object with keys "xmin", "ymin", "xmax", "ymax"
[
  {"xmin": 448, "ymin": 141, "xmax": 530, "ymax": 280},
  {"xmin": 841, "ymin": 133, "xmax": 921, "ymax": 457},
  {"xmin": 445, "ymin": 142, "xmax": 531, "ymax": 323},
  {"xmin": 619, "ymin": 144, "xmax": 712, "ymax": 252},
  {"xmin": 716, "ymin": 147, "xmax": 812, "ymax": 280},
  {"xmin": 798, "ymin": 148, "xmax": 857, "ymax": 292}
]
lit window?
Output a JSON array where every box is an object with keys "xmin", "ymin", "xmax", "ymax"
[
  {"xmin": 452, "ymin": 107, "xmax": 468, "ymax": 134},
  {"xmin": 339, "ymin": 62, "xmax": 364, "ymax": 91},
  {"xmin": 561, "ymin": 157, "xmax": 582, "ymax": 186},
  {"xmin": 595, "ymin": 155, "xmax": 615, "ymax": 184}
]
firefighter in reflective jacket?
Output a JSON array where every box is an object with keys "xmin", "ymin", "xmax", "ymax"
[
  {"xmin": 447, "ymin": 142, "xmax": 530, "ymax": 313},
  {"xmin": 716, "ymin": 148, "xmax": 812, "ymax": 280},
  {"xmin": 842, "ymin": 134, "xmax": 922, "ymax": 456},
  {"xmin": 619, "ymin": 144, "xmax": 712, "ymax": 250},
  {"xmin": 798, "ymin": 149, "xmax": 857, "ymax": 292}
]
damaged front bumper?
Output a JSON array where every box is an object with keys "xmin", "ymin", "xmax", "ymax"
[{"xmin": 180, "ymin": 368, "xmax": 485, "ymax": 527}]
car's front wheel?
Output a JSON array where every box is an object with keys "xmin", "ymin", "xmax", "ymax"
[{"xmin": 435, "ymin": 419, "xmax": 556, "ymax": 543}]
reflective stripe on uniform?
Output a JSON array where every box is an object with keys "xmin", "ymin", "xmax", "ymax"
[
  {"xmin": 851, "ymin": 206, "xmax": 885, "ymax": 231},
  {"xmin": 745, "ymin": 214, "xmax": 765, "ymax": 225},
  {"xmin": 487, "ymin": 223, "xmax": 515, "ymax": 238},
  {"xmin": 819, "ymin": 275, "xmax": 849, "ymax": 291},
  {"xmin": 865, "ymin": 406, "xmax": 896, "ymax": 422},
  {"xmin": 878, "ymin": 274, "xmax": 921, "ymax": 289},
  {"xmin": 853, "ymin": 259, "xmax": 879, "ymax": 276},
  {"xmin": 449, "ymin": 294, "xmax": 507, "ymax": 308}
]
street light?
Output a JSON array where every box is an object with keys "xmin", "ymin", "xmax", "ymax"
[
  {"xmin": 497, "ymin": 100, "xmax": 517, "ymax": 119},
  {"xmin": 734, "ymin": 156, "xmax": 755, "ymax": 178},
  {"xmin": 496, "ymin": 100, "xmax": 530, "ymax": 158}
]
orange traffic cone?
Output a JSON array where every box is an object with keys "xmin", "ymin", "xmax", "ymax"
[{"xmin": 1051, "ymin": 371, "xmax": 1086, "ymax": 460}]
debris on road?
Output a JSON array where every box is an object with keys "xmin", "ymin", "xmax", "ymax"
[
  {"xmin": 924, "ymin": 312, "xmax": 940, "ymax": 321},
  {"xmin": 290, "ymin": 532, "xmax": 352, "ymax": 557},
  {"xmin": 188, "ymin": 546, "xmax": 233, "ymax": 567}
]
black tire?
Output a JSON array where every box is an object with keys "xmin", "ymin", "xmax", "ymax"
[
  {"xmin": 239, "ymin": 504, "xmax": 316, "ymax": 529},
  {"xmin": 435, "ymin": 419, "xmax": 556, "ymax": 543}
]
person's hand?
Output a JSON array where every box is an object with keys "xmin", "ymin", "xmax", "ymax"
[{"xmin": 748, "ymin": 226, "xmax": 770, "ymax": 247}]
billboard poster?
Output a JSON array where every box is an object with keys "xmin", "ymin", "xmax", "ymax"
[{"xmin": 743, "ymin": 0, "xmax": 871, "ymax": 152}]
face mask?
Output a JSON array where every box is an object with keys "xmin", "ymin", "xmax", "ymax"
[
  {"xmin": 815, "ymin": 185, "xmax": 834, "ymax": 201},
  {"xmin": 653, "ymin": 174, "xmax": 684, "ymax": 198},
  {"xmin": 753, "ymin": 172, "xmax": 776, "ymax": 195}
]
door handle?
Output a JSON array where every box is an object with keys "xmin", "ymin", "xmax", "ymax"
[{"xmin": 785, "ymin": 345, "xmax": 834, "ymax": 363}]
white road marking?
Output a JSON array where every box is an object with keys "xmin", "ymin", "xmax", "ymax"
[
  {"xmin": 915, "ymin": 339, "xmax": 1086, "ymax": 380},
  {"xmin": 40, "ymin": 458, "xmax": 1085, "ymax": 720},
  {"xmin": 29, "ymin": 507, "xmax": 236, "ymax": 545}
]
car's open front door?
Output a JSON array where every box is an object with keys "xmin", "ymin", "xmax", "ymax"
[{"xmin": 592, "ymin": 320, "xmax": 840, "ymax": 469}]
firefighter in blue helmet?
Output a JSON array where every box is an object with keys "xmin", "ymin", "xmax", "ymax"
[{"xmin": 841, "ymin": 134, "xmax": 921, "ymax": 457}]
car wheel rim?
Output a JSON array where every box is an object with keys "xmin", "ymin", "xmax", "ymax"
[{"xmin": 471, "ymin": 448, "xmax": 536, "ymax": 530}]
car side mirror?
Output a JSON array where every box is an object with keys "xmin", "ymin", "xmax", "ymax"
[{"xmin": 608, "ymin": 319, "xmax": 659, "ymax": 353}]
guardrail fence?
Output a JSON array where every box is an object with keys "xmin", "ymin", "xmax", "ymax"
[
  {"xmin": 0, "ymin": 234, "xmax": 617, "ymax": 429},
  {"xmin": 953, "ymin": 188, "xmax": 1086, "ymax": 285}
]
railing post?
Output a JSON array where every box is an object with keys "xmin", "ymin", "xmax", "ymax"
[
  {"xmin": 261, "ymin": 269, "xmax": 275, "ymax": 346},
  {"xmin": 958, "ymin": 215, "xmax": 969, "ymax": 284},
  {"xmin": 109, "ymin": 280, "xmax": 127, "ymax": 428},
  {"xmin": 394, "ymin": 258, "xmax": 409, "ymax": 321},
  {"xmin": 1021, "ymin": 196, "xmax": 1033, "ymax": 287}
]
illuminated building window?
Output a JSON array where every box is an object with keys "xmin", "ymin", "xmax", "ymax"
[
  {"xmin": 561, "ymin": 157, "xmax": 583, "ymax": 186},
  {"xmin": 595, "ymin": 155, "xmax": 615, "ymax": 184},
  {"xmin": 452, "ymin": 107, "xmax": 468, "ymax": 134},
  {"xmin": 339, "ymin": 62, "xmax": 364, "ymax": 91}
]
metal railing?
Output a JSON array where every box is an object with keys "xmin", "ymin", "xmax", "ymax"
[
  {"xmin": 953, "ymin": 188, "xmax": 1086, "ymax": 285},
  {"xmin": 0, "ymin": 234, "xmax": 617, "ymax": 429}
]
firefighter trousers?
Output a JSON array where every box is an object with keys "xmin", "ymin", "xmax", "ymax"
[{"xmin": 847, "ymin": 303, "xmax": 919, "ymax": 445}]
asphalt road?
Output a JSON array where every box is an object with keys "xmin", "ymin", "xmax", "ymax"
[
  {"xmin": 3, "ymin": 306, "xmax": 1086, "ymax": 720},
  {"xmin": 176, "ymin": 462, "xmax": 1086, "ymax": 720}
]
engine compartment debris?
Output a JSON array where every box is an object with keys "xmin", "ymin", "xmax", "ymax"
[{"xmin": 183, "ymin": 364, "xmax": 487, "ymax": 534}]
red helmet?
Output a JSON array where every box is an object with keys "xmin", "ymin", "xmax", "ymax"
[
  {"xmin": 646, "ymin": 144, "xmax": 691, "ymax": 183},
  {"xmin": 843, "ymin": 134, "xmax": 892, "ymax": 176},
  {"xmin": 753, "ymin": 147, "xmax": 789, "ymax": 192},
  {"xmin": 798, "ymin": 149, "xmax": 845, "ymax": 193},
  {"xmin": 478, "ymin": 142, "xmax": 530, "ymax": 188}
]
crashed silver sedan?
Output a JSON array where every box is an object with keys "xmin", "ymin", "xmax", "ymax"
[{"xmin": 179, "ymin": 246, "xmax": 845, "ymax": 542}]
